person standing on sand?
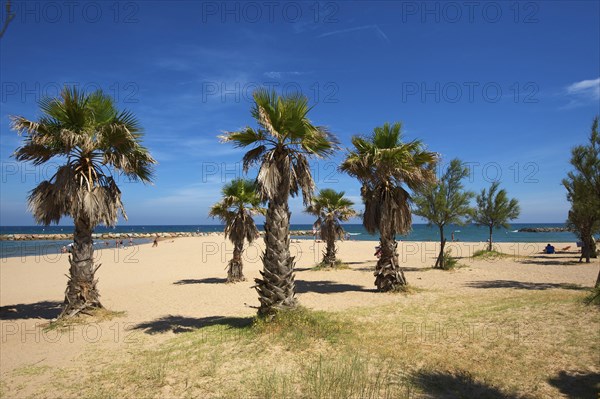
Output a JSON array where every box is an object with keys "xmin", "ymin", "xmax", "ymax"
[{"xmin": 152, "ymin": 238, "xmax": 158, "ymax": 247}]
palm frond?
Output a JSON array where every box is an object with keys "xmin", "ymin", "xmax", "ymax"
[{"xmin": 11, "ymin": 85, "xmax": 154, "ymax": 226}]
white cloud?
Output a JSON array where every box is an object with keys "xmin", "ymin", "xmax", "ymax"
[
  {"xmin": 566, "ymin": 78, "xmax": 600, "ymax": 99},
  {"xmin": 263, "ymin": 71, "xmax": 305, "ymax": 80},
  {"xmin": 318, "ymin": 25, "xmax": 390, "ymax": 43},
  {"xmin": 562, "ymin": 77, "xmax": 600, "ymax": 109}
]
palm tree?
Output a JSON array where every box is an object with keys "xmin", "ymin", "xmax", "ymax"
[
  {"xmin": 305, "ymin": 188, "xmax": 357, "ymax": 267},
  {"xmin": 341, "ymin": 122, "xmax": 437, "ymax": 291},
  {"xmin": 209, "ymin": 178, "xmax": 265, "ymax": 282},
  {"xmin": 220, "ymin": 88, "xmax": 337, "ymax": 316},
  {"xmin": 11, "ymin": 86, "xmax": 155, "ymax": 318}
]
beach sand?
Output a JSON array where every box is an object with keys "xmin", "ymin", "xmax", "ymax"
[{"xmin": 1, "ymin": 236, "xmax": 598, "ymax": 397}]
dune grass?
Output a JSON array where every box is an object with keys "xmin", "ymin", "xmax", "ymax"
[
  {"xmin": 43, "ymin": 308, "xmax": 126, "ymax": 332},
  {"xmin": 311, "ymin": 260, "xmax": 350, "ymax": 271},
  {"xmin": 2, "ymin": 287, "xmax": 597, "ymax": 399}
]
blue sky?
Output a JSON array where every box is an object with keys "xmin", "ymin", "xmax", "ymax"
[{"xmin": 0, "ymin": 1, "xmax": 599, "ymax": 226}]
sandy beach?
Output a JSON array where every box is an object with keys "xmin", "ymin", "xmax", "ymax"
[{"xmin": 1, "ymin": 236, "xmax": 598, "ymax": 398}]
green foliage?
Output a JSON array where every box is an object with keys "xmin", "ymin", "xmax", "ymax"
[
  {"xmin": 220, "ymin": 88, "xmax": 338, "ymax": 204},
  {"xmin": 472, "ymin": 182, "xmax": 520, "ymax": 230},
  {"xmin": 583, "ymin": 287, "xmax": 600, "ymax": 306},
  {"xmin": 11, "ymin": 86, "xmax": 156, "ymax": 227},
  {"xmin": 209, "ymin": 178, "xmax": 264, "ymax": 244},
  {"xmin": 472, "ymin": 182, "xmax": 520, "ymax": 250},
  {"xmin": 440, "ymin": 250, "xmax": 458, "ymax": 270},
  {"xmin": 341, "ymin": 122, "xmax": 438, "ymax": 235},
  {"xmin": 563, "ymin": 116, "xmax": 600, "ymax": 262},
  {"xmin": 414, "ymin": 159, "xmax": 474, "ymax": 230},
  {"xmin": 312, "ymin": 259, "xmax": 349, "ymax": 270},
  {"xmin": 254, "ymin": 354, "xmax": 406, "ymax": 399},
  {"xmin": 305, "ymin": 188, "xmax": 357, "ymax": 262},
  {"xmin": 252, "ymin": 307, "xmax": 348, "ymax": 346},
  {"xmin": 472, "ymin": 250, "xmax": 508, "ymax": 259}
]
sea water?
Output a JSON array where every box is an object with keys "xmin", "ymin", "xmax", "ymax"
[{"xmin": 0, "ymin": 223, "xmax": 583, "ymax": 259}]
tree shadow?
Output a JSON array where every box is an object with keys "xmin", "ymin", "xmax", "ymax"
[
  {"xmin": 354, "ymin": 266, "xmax": 424, "ymax": 273},
  {"xmin": 465, "ymin": 280, "xmax": 587, "ymax": 291},
  {"xmin": 295, "ymin": 280, "xmax": 373, "ymax": 294},
  {"xmin": 412, "ymin": 370, "xmax": 522, "ymax": 399},
  {"xmin": 173, "ymin": 278, "xmax": 227, "ymax": 285},
  {"xmin": 294, "ymin": 267, "xmax": 312, "ymax": 272},
  {"xmin": 548, "ymin": 370, "xmax": 600, "ymax": 399},
  {"xmin": 519, "ymin": 255, "xmax": 583, "ymax": 266},
  {"xmin": 0, "ymin": 300, "xmax": 62, "ymax": 320},
  {"xmin": 343, "ymin": 261, "xmax": 373, "ymax": 265},
  {"xmin": 131, "ymin": 315, "xmax": 253, "ymax": 334}
]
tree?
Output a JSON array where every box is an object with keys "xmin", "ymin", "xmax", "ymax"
[
  {"xmin": 413, "ymin": 159, "xmax": 474, "ymax": 269},
  {"xmin": 305, "ymin": 188, "xmax": 357, "ymax": 267},
  {"xmin": 562, "ymin": 116, "xmax": 600, "ymax": 272},
  {"xmin": 472, "ymin": 182, "xmax": 520, "ymax": 252},
  {"xmin": 209, "ymin": 179, "xmax": 265, "ymax": 282},
  {"xmin": 11, "ymin": 86, "xmax": 155, "ymax": 318},
  {"xmin": 341, "ymin": 122, "xmax": 437, "ymax": 291},
  {"xmin": 220, "ymin": 89, "xmax": 337, "ymax": 316}
]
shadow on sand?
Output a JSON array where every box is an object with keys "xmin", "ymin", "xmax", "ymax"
[
  {"xmin": 354, "ymin": 266, "xmax": 424, "ymax": 273},
  {"xmin": 548, "ymin": 370, "xmax": 600, "ymax": 399},
  {"xmin": 0, "ymin": 300, "xmax": 62, "ymax": 320},
  {"xmin": 173, "ymin": 278, "xmax": 227, "ymax": 285},
  {"xmin": 412, "ymin": 370, "xmax": 522, "ymax": 399},
  {"xmin": 519, "ymin": 255, "xmax": 583, "ymax": 266},
  {"xmin": 132, "ymin": 315, "xmax": 253, "ymax": 334},
  {"xmin": 465, "ymin": 280, "xmax": 587, "ymax": 291},
  {"xmin": 295, "ymin": 280, "xmax": 373, "ymax": 294}
]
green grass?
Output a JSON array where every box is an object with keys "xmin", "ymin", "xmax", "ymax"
[
  {"xmin": 438, "ymin": 249, "xmax": 467, "ymax": 270},
  {"xmin": 472, "ymin": 249, "xmax": 512, "ymax": 259},
  {"xmin": 43, "ymin": 308, "xmax": 126, "ymax": 332},
  {"xmin": 311, "ymin": 259, "xmax": 350, "ymax": 270},
  {"xmin": 12, "ymin": 364, "xmax": 51, "ymax": 377},
  {"xmin": 583, "ymin": 286, "xmax": 600, "ymax": 306},
  {"xmin": 5, "ymin": 291, "xmax": 599, "ymax": 399},
  {"xmin": 252, "ymin": 306, "xmax": 350, "ymax": 347}
]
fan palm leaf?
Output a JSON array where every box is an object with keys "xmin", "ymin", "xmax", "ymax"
[{"xmin": 11, "ymin": 86, "xmax": 156, "ymax": 318}]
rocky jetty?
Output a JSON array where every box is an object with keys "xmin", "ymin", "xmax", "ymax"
[
  {"xmin": 0, "ymin": 232, "xmax": 220, "ymax": 241},
  {"xmin": 517, "ymin": 227, "xmax": 571, "ymax": 233},
  {"xmin": 0, "ymin": 230, "xmax": 315, "ymax": 241}
]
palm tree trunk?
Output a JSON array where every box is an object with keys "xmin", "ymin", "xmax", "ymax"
[
  {"xmin": 59, "ymin": 217, "xmax": 102, "ymax": 318},
  {"xmin": 488, "ymin": 225, "xmax": 493, "ymax": 252},
  {"xmin": 227, "ymin": 240, "xmax": 245, "ymax": 283},
  {"xmin": 374, "ymin": 234, "xmax": 407, "ymax": 291},
  {"xmin": 255, "ymin": 192, "xmax": 297, "ymax": 317},
  {"xmin": 322, "ymin": 221, "xmax": 337, "ymax": 266},
  {"xmin": 434, "ymin": 225, "xmax": 446, "ymax": 269},
  {"xmin": 581, "ymin": 235, "xmax": 597, "ymax": 263}
]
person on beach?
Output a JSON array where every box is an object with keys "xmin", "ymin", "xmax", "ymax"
[
  {"xmin": 152, "ymin": 238, "xmax": 158, "ymax": 247},
  {"xmin": 544, "ymin": 244, "xmax": 555, "ymax": 254},
  {"xmin": 128, "ymin": 238, "xmax": 133, "ymax": 246}
]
